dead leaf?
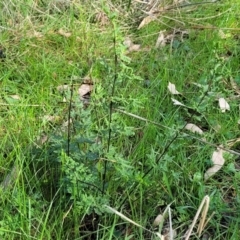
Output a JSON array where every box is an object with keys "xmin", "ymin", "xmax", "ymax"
[
  {"xmin": 156, "ymin": 28, "xmax": 189, "ymax": 47},
  {"xmin": 129, "ymin": 44, "xmax": 141, "ymax": 52},
  {"xmin": 123, "ymin": 37, "xmax": 132, "ymax": 48},
  {"xmin": 219, "ymin": 97, "xmax": 230, "ymax": 112},
  {"xmin": 185, "ymin": 123, "xmax": 203, "ymax": 135},
  {"xmin": 155, "ymin": 30, "xmax": 166, "ymax": 48},
  {"xmin": 95, "ymin": 11, "xmax": 110, "ymax": 26},
  {"xmin": 204, "ymin": 148, "xmax": 225, "ymax": 180},
  {"xmin": 9, "ymin": 95, "xmax": 21, "ymax": 100},
  {"xmin": 138, "ymin": 15, "xmax": 157, "ymax": 29},
  {"xmin": 153, "ymin": 214, "xmax": 164, "ymax": 227},
  {"xmin": 82, "ymin": 75, "xmax": 94, "ymax": 84},
  {"xmin": 218, "ymin": 30, "xmax": 231, "ymax": 39},
  {"xmin": 124, "ymin": 37, "xmax": 141, "ymax": 52},
  {"xmin": 35, "ymin": 133, "xmax": 49, "ymax": 146},
  {"xmin": 164, "ymin": 229, "xmax": 177, "ymax": 240},
  {"xmin": 78, "ymin": 84, "xmax": 93, "ymax": 98},
  {"xmin": 42, "ymin": 115, "xmax": 61, "ymax": 123},
  {"xmin": 33, "ymin": 31, "xmax": 43, "ymax": 38},
  {"xmin": 57, "ymin": 85, "xmax": 69, "ymax": 92},
  {"xmin": 171, "ymin": 98, "xmax": 186, "ymax": 107},
  {"xmin": 168, "ymin": 82, "xmax": 180, "ymax": 95},
  {"xmin": 26, "ymin": 30, "xmax": 44, "ymax": 38},
  {"xmin": 58, "ymin": 28, "xmax": 71, "ymax": 37}
]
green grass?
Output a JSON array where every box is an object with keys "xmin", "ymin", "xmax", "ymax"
[{"xmin": 1, "ymin": 0, "xmax": 240, "ymax": 239}]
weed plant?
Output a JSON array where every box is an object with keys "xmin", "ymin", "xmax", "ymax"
[{"xmin": 0, "ymin": 0, "xmax": 240, "ymax": 239}]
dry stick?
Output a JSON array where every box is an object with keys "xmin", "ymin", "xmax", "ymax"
[{"xmin": 115, "ymin": 108, "xmax": 240, "ymax": 157}]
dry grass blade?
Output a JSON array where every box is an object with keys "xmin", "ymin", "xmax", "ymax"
[
  {"xmin": 168, "ymin": 206, "xmax": 173, "ymax": 240},
  {"xmin": 138, "ymin": 15, "xmax": 158, "ymax": 29},
  {"xmin": 62, "ymin": 204, "xmax": 73, "ymax": 226},
  {"xmin": 105, "ymin": 205, "xmax": 145, "ymax": 229},
  {"xmin": 155, "ymin": 30, "xmax": 166, "ymax": 48},
  {"xmin": 197, "ymin": 197, "xmax": 210, "ymax": 236},
  {"xmin": 105, "ymin": 205, "xmax": 163, "ymax": 238},
  {"xmin": 227, "ymin": 138, "xmax": 240, "ymax": 148},
  {"xmin": 152, "ymin": 202, "xmax": 174, "ymax": 239},
  {"xmin": 184, "ymin": 195, "xmax": 210, "ymax": 240},
  {"xmin": 171, "ymin": 98, "xmax": 186, "ymax": 107}
]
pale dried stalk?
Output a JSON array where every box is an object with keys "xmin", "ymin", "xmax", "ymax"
[
  {"xmin": 184, "ymin": 195, "xmax": 210, "ymax": 240},
  {"xmin": 105, "ymin": 205, "xmax": 163, "ymax": 238}
]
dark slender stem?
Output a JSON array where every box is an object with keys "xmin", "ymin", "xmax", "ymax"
[
  {"xmin": 67, "ymin": 83, "xmax": 74, "ymax": 157},
  {"xmin": 78, "ymin": 180, "xmax": 104, "ymax": 195},
  {"xmin": 102, "ymin": 21, "xmax": 118, "ymax": 194}
]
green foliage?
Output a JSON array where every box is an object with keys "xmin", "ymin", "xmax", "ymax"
[{"xmin": 1, "ymin": 0, "xmax": 240, "ymax": 239}]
